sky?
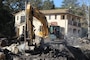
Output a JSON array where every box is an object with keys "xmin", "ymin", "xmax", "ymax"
[
  {"xmin": 53, "ymin": 0, "xmax": 63, "ymax": 7},
  {"xmin": 53, "ymin": 0, "xmax": 90, "ymax": 7}
]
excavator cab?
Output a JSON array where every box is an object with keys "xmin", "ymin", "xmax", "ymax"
[{"xmin": 49, "ymin": 26, "xmax": 61, "ymax": 39}]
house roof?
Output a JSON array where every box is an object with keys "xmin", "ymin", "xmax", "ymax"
[
  {"xmin": 14, "ymin": 9, "xmax": 69, "ymax": 15},
  {"xmin": 40, "ymin": 9, "xmax": 69, "ymax": 14},
  {"xmin": 14, "ymin": 9, "xmax": 82, "ymax": 18},
  {"xmin": 40, "ymin": 9, "xmax": 82, "ymax": 18}
]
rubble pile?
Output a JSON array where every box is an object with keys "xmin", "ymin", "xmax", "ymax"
[
  {"xmin": 65, "ymin": 36, "xmax": 90, "ymax": 49},
  {"xmin": 0, "ymin": 38, "xmax": 90, "ymax": 60},
  {"xmin": 65, "ymin": 36, "xmax": 90, "ymax": 60}
]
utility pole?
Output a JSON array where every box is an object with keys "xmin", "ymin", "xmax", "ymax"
[
  {"xmin": 24, "ymin": 1, "xmax": 28, "ymax": 43},
  {"xmin": 23, "ymin": 1, "xmax": 27, "ymax": 53},
  {"xmin": 87, "ymin": 0, "xmax": 90, "ymax": 39}
]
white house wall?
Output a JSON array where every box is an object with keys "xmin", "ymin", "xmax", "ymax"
[
  {"xmin": 58, "ymin": 19, "xmax": 68, "ymax": 35},
  {"xmin": 46, "ymin": 14, "xmax": 68, "ymax": 35},
  {"xmin": 15, "ymin": 11, "xmax": 26, "ymax": 36},
  {"xmin": 15, "ymin": 11, "xmax": 25, "ymax": 27}
]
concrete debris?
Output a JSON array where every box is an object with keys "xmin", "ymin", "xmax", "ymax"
[
  {"xmin": 0, "ymin": 37, "xmax": 90, "ymax": 60},
  {"xmin": 65, "ymin": 36, "xmax": 90, "ymax": 49},
  {"xmin": 0, "ymin": 52, "xmax": 5, "ymax": 60}
]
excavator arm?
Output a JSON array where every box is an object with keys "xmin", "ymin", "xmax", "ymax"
[
  {"xmin": 33, "ymin": 8, "xmax": 48, "ymax": 37},
  {"xmin": 26, "ymin": 3, "xmax": 48, "ymax": 45}
]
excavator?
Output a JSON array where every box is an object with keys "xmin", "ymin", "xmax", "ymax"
[{"xmin": 22, "ymin": 2, "xmax": 49, "ymax": 50}]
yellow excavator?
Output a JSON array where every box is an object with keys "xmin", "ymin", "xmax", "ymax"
[{"xmin": 25, "ymin": 3, "xmax": 48, "ymax": 46}]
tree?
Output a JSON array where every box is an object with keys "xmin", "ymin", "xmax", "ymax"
[
  {"xmin": 3, "ymin": 0, "xmax": 26, "ymax": 12},
  {"xmin": 0, "ymin": 0, "xmax": 15, "ymax": 38},
  {"xmin": 4, "ymin": 0, "xmax": 55, "ymax": 11},
  {"xmin": 42, "ymin": 0, "xmax": 55, "ymax": 10},
  {"xmin": 61, "ymin": 0, "xmax": 80, "ymax": 15},
  {"xmin": 0, "ymin": 0, "xmax": 3, "ymax": 7},
  {"xmin": 62, "ymin": 0, "xmax": 79, "ymax": 8},
  {"xmin": 29, "ymin": 0, "xmax": 42, "ymax": 9}
]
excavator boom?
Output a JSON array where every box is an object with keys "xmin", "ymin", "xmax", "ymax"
[
  {"xmin": 26, "ymin": 3, "xmax": 48, "ymax": 45},
  {"xmin": 33, "ymin": 8, "xmax": 48, "ymax": 37}
]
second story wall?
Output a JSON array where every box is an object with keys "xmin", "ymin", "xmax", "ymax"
[
  {"xmin": 46, "ymin": 14, "xmax": 68, "ymax": 35},
  {"xmin": 15, "ymin": 11, "xmax": 25, "ymax": 27}
]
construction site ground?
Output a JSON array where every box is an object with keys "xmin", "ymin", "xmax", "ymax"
[{"xmin": 0, "ymin": 36, "xmax": 90, "ymax": 60}]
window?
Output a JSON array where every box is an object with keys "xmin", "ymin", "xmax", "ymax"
[
  {"xmin": 49, "ymin": 26, "xmax": 54, "ymax": 34},
  {"xmin": 17, "ymin": 16, "xmax": 19, "ymax": 20},
  {"xmin": 68, "ymin": 20, "xmax": 72, "ymax": 25},
  {"xmin": 73, "ymin": 21, "xmax": 77, "ymax": 26},
  {"xmin": 72, "ymin": 18, "xmax": 74, "ymax": 21},
  {"xmin": 22, "ymin": 26, "xmax": 25, "ymax": 34},
  {"xmin": 78, "ymin": 30, "xmax": 80, "ymax": 33},
  {"xmin": 61, "ymin": 15, "xmax": 65, "ymax": 19},
  {"xmin": 78, "ymin": 23, "xmax": 81, "ymax": 27},
  {"xmin": 20, "ymin": 16, "xmax": 25, "ymax": 23},
  {"xmin": 55, "ymin": 15, "xmax": 57, "ymax": 19},
  {"xmin": 73, "ymin": 29, "xmax": 76, "ymax": 33},
  {"xmin": 49, "ymin": 26, "xmax": 60, "ymax": 34},
  {"xmin": 49, "ymin": 15, "xmax": 51, "ymax": 20}
]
